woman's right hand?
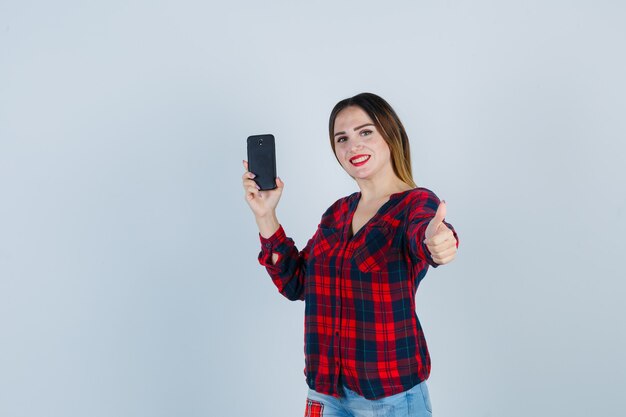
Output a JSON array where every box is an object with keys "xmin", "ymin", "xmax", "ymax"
[{"xmin": 242, "ymin": 160, "xmax": 284, "ymax": 218}]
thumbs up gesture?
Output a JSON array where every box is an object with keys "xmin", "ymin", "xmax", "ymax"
[{"xmin": 423, "ymin": 201, "xmax": 458, "ymax": 265}]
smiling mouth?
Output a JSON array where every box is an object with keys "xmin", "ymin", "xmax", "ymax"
[{"xmin": 350, "ymin": 155, "xmax": 371, "ymax": 166}]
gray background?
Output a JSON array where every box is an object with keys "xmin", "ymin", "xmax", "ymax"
[{"xmin": 1, "ymin": 1, "xmax": 625, "ymax": 416}]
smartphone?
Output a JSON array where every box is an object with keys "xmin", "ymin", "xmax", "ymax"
[{"xmin": 247, "ymin": 134, "xmax": 277, "ymax": 191}]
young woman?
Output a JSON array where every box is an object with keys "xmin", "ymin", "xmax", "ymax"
[{"xmin": 242, "ymin": 93, "xmax": 459, "ymax": 417}]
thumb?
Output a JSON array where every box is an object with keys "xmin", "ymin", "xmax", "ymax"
[
  {"xmin": 432, "ymin": 200, "xmax": 446, "ymax": 225},
  {"xmin": 275, "ymin": 176, "xmax": 285, "ymax": 189},
  {"xmin": 425, "ymin": 200, "xmax": 447, "ymax": 241}
]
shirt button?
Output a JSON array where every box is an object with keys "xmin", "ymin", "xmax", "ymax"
[{"xmin": 265, "ymin": 242, "xmax": 271, "ymax": 248}]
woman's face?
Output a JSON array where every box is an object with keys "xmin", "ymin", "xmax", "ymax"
[{"xmin": 333, "ymin": 106, "xmax": 393, "ymax": 181}]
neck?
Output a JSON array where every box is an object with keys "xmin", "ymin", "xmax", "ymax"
[{"xmin": 356, "ymin": 177, "xmax": 413, "ymax": 203}]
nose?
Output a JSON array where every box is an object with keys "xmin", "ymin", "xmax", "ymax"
[{"xmin": 350, "ymin": 139, "xmax": 364, "ymax": 153}]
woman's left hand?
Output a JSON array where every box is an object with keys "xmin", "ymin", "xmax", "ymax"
[{"xmin": 423, "ymin": 201, "xmax": 458, "ymax": 265}]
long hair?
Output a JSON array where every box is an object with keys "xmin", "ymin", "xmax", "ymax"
[{"xmin": 328, "ymin": 92, "xmax": 416, "ymax": 188}]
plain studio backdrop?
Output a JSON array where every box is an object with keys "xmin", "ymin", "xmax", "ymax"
[{"xmin": 1, "ymin": 1, "xmax": 625, "ymax": 416}]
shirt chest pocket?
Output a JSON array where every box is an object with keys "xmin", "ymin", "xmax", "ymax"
[
  {"xmin": 353, "ymin": 226, "xmax": 395, "ymax": 273},
  {"xmin": 310, "ymin": 226, "xmax": 340, "ymax": 262}
]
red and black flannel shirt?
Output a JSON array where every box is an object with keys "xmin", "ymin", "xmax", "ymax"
[{"xmin": 258, "ymin": 187, "xmax": 459, "ymax": 400}]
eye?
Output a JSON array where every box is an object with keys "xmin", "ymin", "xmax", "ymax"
[
  {"xmin": 360, "ymin": 129, "xmax": 373, "ymax": 136},
  {"xmin": 336, "ymin": 136, "xmax": 347, "ymax": 143}
]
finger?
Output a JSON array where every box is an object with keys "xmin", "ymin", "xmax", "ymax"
[
  {"xmin": 433, "ymin": 253, "xmax": 456, "ymax": 265},
  {"xmin": 243, "ymin": 179, "xmax": 259, "ymax": 188},
  {"xmin": 430, "ymin": 245, "xmax": 457, "ymax": 260},
  {"xmin": 432, "ymin": 248, "xmax": 456, "ymax": 263},
  {"xmin": 242, "ymin": 171, "xmax": 256, "ymax": 180},
  {"xmin": 427, "ymin": 238, "xmax": 456, "ymax": 255},
  {"xmin": 246, "ymin": 186, "xmax": 260, "ymax": 196},
  {"xmin": 275, "ymin": 176, "xmax": 284, "ymax": 189},
  {"xmin": 426, "ymin": 235, "xmax": 456, "ymax": 253},
  {"xmin": 242, "ymin": 160, "xmax": 257, "ymax": 178}
]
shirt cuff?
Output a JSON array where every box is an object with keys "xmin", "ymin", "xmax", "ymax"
[{"xmin": 258, "ymin": 224, "xmax": 287, "ymax": 267}]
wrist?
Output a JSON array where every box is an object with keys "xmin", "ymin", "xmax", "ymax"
[{"xmin": 256, "ymin": 213, "xmax": 280, "ymax": 238}]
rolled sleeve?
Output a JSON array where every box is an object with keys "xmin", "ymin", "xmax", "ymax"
[
  {"xmin": 258, "ymin": 224, "xmax": 288, "ymax": 270},
  {"xmin": 257, "ymin": 224, "xmax": 313, "ymax": 301}
]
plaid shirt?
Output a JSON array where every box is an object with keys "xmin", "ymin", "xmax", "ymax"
[{"xmin": 258, "ymin": 187, "xmax": 459, "ymax": 400}]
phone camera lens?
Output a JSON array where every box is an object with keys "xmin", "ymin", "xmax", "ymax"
[{"xmin": 259, "ymin": 139, "xmax": 264, "ymax": 146}]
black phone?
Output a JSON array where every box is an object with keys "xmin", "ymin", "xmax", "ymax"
[{"xmin": 247, "ymin": 134, "xmax": 277, "ymax": 191}]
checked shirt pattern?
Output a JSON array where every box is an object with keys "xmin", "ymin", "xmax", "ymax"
[{"xmin": 258, "ymin": 188, "xmax": 459, "ymax": 400}]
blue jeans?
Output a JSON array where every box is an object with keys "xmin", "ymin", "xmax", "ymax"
[{"xmin": 305, "ymin": 381, "xmax": 433, "ymax": 417}]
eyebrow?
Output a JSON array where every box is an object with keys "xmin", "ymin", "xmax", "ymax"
[{"xmin": 334, "ymin": 123, "xmax": 375, "ymax": 137}]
